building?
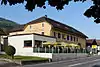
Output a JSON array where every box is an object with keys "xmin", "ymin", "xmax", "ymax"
[
  {"xmin": 86, "ymin": 39, "xmax": 100, "ymax": 48},
  {"xmin": 8, "ymin": 16, "xmax": 88, "ymax": 58},
  {"xmin": 9, "ymin": 16, "xmax": 87, "ymax": 47},
  {"xmin": 8, "ymin": 33, "xmax": 56, "ymax": 58},
  {"xmin": 86, "ymin": 39, "xmax": 100, "ymax": 54}
]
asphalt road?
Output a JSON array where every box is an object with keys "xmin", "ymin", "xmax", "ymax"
[
  {"xmin": 23, "ymin": 55, "xmax": 100, "ymax": 67},
  {"xmin": 0, "ymin": 61, "xmax": 20, "ymax": 67},
  {"xmin": 1, "ymin": 55, "xmax": 100, "ymax": 67}
]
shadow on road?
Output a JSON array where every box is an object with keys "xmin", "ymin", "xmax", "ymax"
[{"xmin": 92, "ymin": 65, "xmax": 100, "ymax": 67}]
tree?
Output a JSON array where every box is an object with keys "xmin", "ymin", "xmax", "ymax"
[
  {"xmin": 5, "ymin": 45, "xmax": 16, "ymax": 59},
  {"xmin": 0, "ymin": 28, "xmax": 8, "ymax": 35},
  {"xmin": 0, "ymin": 0, "xmax": 100, "ymax": 23}
]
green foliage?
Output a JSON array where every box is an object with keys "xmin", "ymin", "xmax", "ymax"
[
  {"xmin": 5, "ymin": 45, "xmax": 16, "ymax": 59},
  {"xmin": 0, "ymin": 17, "xmax": 20, "ymax": 35},
  {"xmin": 0, "ymin": 54, "xmax": 48, "ymax": 61},
  {"xmin": 0, "ymin": 54, "xmax": 10, "ymax": 59},
  {"xmin": 0, "ymin": 17, "xmax": 19, "ymax": 30},
  {"xmin": 14, "ymin": 56, "xmax": 48, "ymax": 61},
  {"xmin": 0, "ymin": 0, "xmax": 87, "ymax": 11}
]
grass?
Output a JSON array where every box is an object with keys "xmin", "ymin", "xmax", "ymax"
[
  {"xmin": 0, "ymin": 54, "xmax": 10, "ymax": 59},
  {"xmin": 14, "ymin": 56, "xmax": 48, "ymax": 61},
  {"xmin": 0, "ymin": 54, "xmax": 48, "ymax": 61}
]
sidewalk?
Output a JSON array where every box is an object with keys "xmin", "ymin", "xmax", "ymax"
[{"xmin": 0, "ymin": 58, "xmax": 21, "ymax": 67}]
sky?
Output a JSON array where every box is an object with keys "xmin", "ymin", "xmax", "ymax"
[{"xmin": 0, "ymin": 1, "xmax": 100, "ymax": 39}]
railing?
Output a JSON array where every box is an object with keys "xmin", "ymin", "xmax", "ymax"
[{"xmin": 33, "ymin": 47, "xmax": 87, "ymax": 53}]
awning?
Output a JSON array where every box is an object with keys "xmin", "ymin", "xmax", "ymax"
[
  {"xmin": 60, "ymin": 42, "xmax": 70, "ymax": 47},
  {"xmin": 42, "ymin": 42, "xmax": 60, "ymax": 45},
  {"xmin": 42, "ymin": 42, "xmax": 80, "ymax": 48},
  {"xmin": 69, "ymin": 43, "xmax": 79, "ymax": 47},
  {"xmin": 42, "ymin": 42, "xmax": 52, "ymax": 45},
  {"xmin": 55, "ymin": 42, "xmax": 70, "ymax": 47}
]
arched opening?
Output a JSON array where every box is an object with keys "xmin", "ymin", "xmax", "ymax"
[{"xmin": 78, "ymin": 43, "xmax": 81, "ymax": 48}]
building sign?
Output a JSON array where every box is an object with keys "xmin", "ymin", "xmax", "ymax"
[{"xmin": 92, "ymin": 45, "xmax": 97, "ymax": 48}]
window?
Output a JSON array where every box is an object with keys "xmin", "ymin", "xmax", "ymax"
[
  {"xmin": 24, "ymin": 40, "xmax": 32, "ymax": 47},
  {"xmin": 42, "ymin": 32, "xmax": 44, "ymax": 35},
  {"xmin": 74, "ymin": 37, "xmax": 75, "ymax": 42},
  {"xmin": 67, "ymin": 35, "xmax": 69, "ymax": 40},
  {"xmin": 58, "ymin": 33, "xmax": 61, "ymax": 38},
  {"xmin": 42, "ymin": 22, "xmax": 44, "ymax": 27},
  {"xmin": 70, "ymin": 36, "xmax": 72, "ymax": 41},
  {"xmin": 34, "ymin": 40, "xmax": 42, "ymax": 47},
  {"xmin": 54, "ymin": 32, "xmax": 56, "ymax": 37}
]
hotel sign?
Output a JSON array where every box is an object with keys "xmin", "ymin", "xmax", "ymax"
[{"xmin": 92, "ymin": 45, "xmax": 97, "ymax": 48}]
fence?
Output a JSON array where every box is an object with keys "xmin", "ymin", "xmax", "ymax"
[{"xmin": 33, "ymin": 47, "xmax": 87, "ymax": 53}]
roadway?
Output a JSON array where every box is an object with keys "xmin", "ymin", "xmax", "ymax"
[
  {"xmin": 0, "ymin": 55, "xmax": 100, "ymax": 67},
  {"xmin": 24, "ymin": 55, "xmax": 100, "ymax": 67},
  {"xmin": 0, "ymin": 61, "xmax": 20, "ymax": 67}
]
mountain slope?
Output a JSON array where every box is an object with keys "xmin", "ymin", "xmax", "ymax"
[{"xmin": 0, "ymin": 17, "xmax": 20, "ymax": 35}]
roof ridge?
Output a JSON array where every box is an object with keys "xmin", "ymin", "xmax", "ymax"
[
  {"xmin": 27, "ymin": 16, "xmax": 46, "ymax": 24},
  {"xmin": 46, "ymin": 17, "xmax": 72, "ymax": 28}
]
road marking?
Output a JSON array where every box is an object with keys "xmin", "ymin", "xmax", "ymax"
[{"xmin": 68, "ymin": 59, "xmax": 100, "ymax": 67}]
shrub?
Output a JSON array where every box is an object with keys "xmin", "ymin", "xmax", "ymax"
[{"xmin": 5, "ymin": 45, "xmax": 16, "ymax": 59}]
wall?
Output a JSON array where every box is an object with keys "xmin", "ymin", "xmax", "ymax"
[
  {"xmin": 19, "ymin": 53, "xmax": 52, "ymax": 58},
  {"xmin": 10, "ymin": 21, "xmax": 52, "ymax": 36},
  {"xmin": 51, "ymin": 29, "xmax": 86, "ymax": 48},
  {"xmin": 24, "ymin": 22, "xmax": 52, "ymax": 36},
  {"xmin": 9, "ymin": 31, "xmax": 25, "ymax": 35},
  {"xmin": 8, "ymin": 34, "xmax": 34, "ymax": 55},
  {"xmin": 52, "ymin": 53, "xmax": 87, "ymax": 61},
  {"xmin": 51, "ymin": 29, "xmax": 79, "ymax": 43},
  {"xmin": 34, "ymin": 35, "xmax": 56, "ymax": 42},
  {"xmin": 8, "ymin": 34, "xmax": 56, "ymax": 58},
  {"xmin": 78, "ymin": 37, "xmax": 86, "ymax": 48}
]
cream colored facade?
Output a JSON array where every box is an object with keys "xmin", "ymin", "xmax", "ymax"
[
  {"xmin": 51, "ymin": 29, "xmax": 86, "ymax": 48},
  {"xmin": 9, "ymin": 21, "xmax": 86, "ymax": 48},
  {"xmin": 10, "ymin": 21, "xmax": 52, "ymax": 36}
]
